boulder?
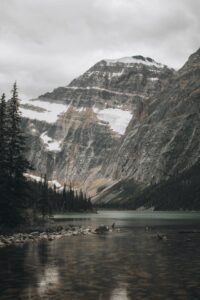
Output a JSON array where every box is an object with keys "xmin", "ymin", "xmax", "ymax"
[
  {"xmin": 0, "ymin": 241, "xmax": 5, "ymax": 247},
  {"xmin": 95, "ymin": 225, "xmax": 109, "ymax": 234}
]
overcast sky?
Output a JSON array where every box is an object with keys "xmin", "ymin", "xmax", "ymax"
[{"xmin": 0, "ymin": 0, "xmax": 200, "ymax": 99}]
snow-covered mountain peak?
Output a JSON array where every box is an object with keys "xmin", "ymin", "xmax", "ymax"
[
  {"xmin": 104, "ymin": 55, "xmax": 165, "ymax": 68},
  {"xmin": 21, "ymin": 53, "xmax": 174, "ymax": 193}
]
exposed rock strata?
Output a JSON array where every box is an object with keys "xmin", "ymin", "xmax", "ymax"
[
  {"xmin": 22, "ymin": 55, "xmax": 173, "ymax": 195},
  {"xmin": 95, "ymin": 49, "xmax": 200, "ymax": 204},
  {"xmin": 22, "ymin": 49, "xmax": 200, "ymax": 205}
]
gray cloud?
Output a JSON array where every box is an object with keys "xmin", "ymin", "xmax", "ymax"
[{"xmin": 0, "ymin": 0, "xmax": 200, "ymax": 99}]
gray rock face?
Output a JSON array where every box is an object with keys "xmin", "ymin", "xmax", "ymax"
[
  {"xmin": 39, "ymin": 55, "xmax": 172, "ymax": 110},
  {"xmin": 22, "ymin": 55, "xmax": 173, "ymax": 195},
  {"xmin": 23, "ymin": 107, "xmax": 120, "ymax": 192},
  {"xmin": 22, "ymin": 49, "xmax": 200, "ymax": 204},
  {"xmin": 95, "ymin": 48, "xmax": 200, "ymax": 203}
]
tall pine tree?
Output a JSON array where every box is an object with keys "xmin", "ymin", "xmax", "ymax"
[
  {"xmin": 39, "ymin": 174, "xmax": 49, "ymax": 220},
  {"xmin": 0, "ymin": 93, "xmax": 9, "ymax": 224},
  {"xmin": 0, "ymin": 93, "xmax": 8, "ymax": 176},
  {"xmin": 5, "ymin": 82, "xmax": 31, "ymax": 225}
]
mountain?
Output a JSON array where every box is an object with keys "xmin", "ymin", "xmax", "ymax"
[
  {"xmin": 21, "ymin": 55, "xmax": 173, "ymax": 195},
  {"xmin": 21, "ymin": 48, "xmax": 200, "ymax": 208},
  {"xmin": 95, "ymin": 48, "xmax": 200, "ymax": 205}
]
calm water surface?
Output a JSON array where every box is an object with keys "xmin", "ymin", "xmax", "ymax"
[{"xmin": 0, "ymin": 211, "xmax": 200, "ymax": 300}]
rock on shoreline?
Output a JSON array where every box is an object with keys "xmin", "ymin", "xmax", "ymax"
[
  {"xmin": 0, "ymin": 223, "xmax": 120, "ymax": 248},
  {"xmin": 0, "ymin": 225, "xmax": 93, "ymax": 248}
]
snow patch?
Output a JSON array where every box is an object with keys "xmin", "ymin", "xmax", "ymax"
[
  {"xmin": 21, "ymin": 99, "xmax": 69, "ymax": 123},
  {"xmin": 148, "ymin": 77, "xmax": 159, "ymax": 81},
  {"xmin": 93, "ymin": 108, "xmax": 132, "ymax": 135},
  {"xmin": 31, "ymin": 128, "xmax": 37, "ymax": 134},
  {"xmin": 108, "ymin": 70, "xmax": 125, "ymax": 80},
  {"xmin": 86, "ymin": 71, "xmax": 100, "ymax": 77},
  {"xmin": 40, "ymin": 132, "xmax": 62, "ymax": 152},
  {"xmin": 111, "ymin": 70, "xmax": 124, "ymax": 77},
  {"xmin": 24, "ymin": 173, "xmax": 42, "ymax": 183},
  {"xmin": 86, "ymin": 70, "xmax": 124, "ymax": 79},
  {"xmin": 50, "ymin": 180, "xmax": 62, "ymax": 188},
  {"xmin": 73, "ymin": 106, "xmax": 87, "ymax": 112},
  {"xmin": 105, "ymin": 56, "xmax": 164, "ymax": 68},
  {"xmin": 28, "ymin": 123, "xmax": 38, "ymax": 134},
  {"xmin": 24, "ymin": 173, "xmax": 62, "ymax": 189}
]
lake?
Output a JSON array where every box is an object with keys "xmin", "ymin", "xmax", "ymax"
[{"xmin": 0, "ymin": 211, "xmax": 200, "ymax": 300}]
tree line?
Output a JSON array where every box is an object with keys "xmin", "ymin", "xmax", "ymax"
[
  {"xmin": 28, "ymin": 175, "xmax": 93, "ymax": 220},
  {"xmin": 0, "ymin": 83, "xmax": 93, "ymax": 227}
]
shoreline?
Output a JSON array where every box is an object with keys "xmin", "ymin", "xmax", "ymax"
[
  {"xmin": 0, "ymin": 220, "xmax": 116, "ymax": 248},
  {"xmin": 0, "ymin": 224, "xmax": 94, "ymax": 248}
]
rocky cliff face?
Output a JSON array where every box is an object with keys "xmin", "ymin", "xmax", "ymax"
[
  {"xmin": 95, "ymin": 49, "xmax": 200, "ymax": 204},
  {"xmin": 22, "ymin": 49, "xmax": 200, "ymax": 204},
  {"xmin": 21, "ymin": 55, "xmax": 173, "ymax": 195},
  {"xmin": 37, "ymin": 55, "xmax": 172, "ymax": 111}
]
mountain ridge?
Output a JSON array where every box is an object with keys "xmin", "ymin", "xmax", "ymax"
[
  {"xmin": 21, "ymin": 49, "xmax": 200, "ymax": 206},
  {"xmin": 95, "ymin": 48, "xmax": 200, "ymax": 204}
]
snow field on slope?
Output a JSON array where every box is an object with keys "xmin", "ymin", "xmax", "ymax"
[
  {"xmin": 20, "ymin": 99, "xmax": 132, "ymax": 135},
  {"xmin": 93, "ymin": 107, "xmax": 132, "ymax": 135},
  {"xmin": 24, "ymin": 173, "xmax": 62, "ymax": 188},
  {"xmin": 40, "ymin": 132, "xmax": 62, "ymax": 152},
  {"xmin": 21, "ymin": 99, "xmax": 68, "ymax": 123}
]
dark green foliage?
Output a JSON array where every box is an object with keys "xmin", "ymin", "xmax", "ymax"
[
  {"xmin": 6, "ymin": 83, "xmax": 32, "ymax": 225},
  {"xmin": 0, "ymin": 84, "xmax": 32, "ymax": 226},
  {"xmin": 0, "ymin": 93, "xmax": 10, "ymax": 224},
  {"xmin": 0, "ymin": 83, "xmax": 93, "ymax": 227},
  {"xmin": 7, "ymin": 83, "xmax": 31, "ymax": 177},
  {"xmin": 62, "ymin": 184, "xmax": 68, "ymax": 211},
  {"xmin": 39, "ymin": 175, "xmax": 49, "ymax": 219},
  {"xmin": 27, "ymin": 177, "xmax": 93, "ymax": 215},
  {"xmin": 0, "ymin": 93, "xmax": 7, "ymax": 165},
  {"xmin": 0, "ymin": 93, "xmax": 8, "ymax": 180}
]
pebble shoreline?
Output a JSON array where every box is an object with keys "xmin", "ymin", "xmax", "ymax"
[{"xmin": 0, "ymin": 225, "xmax": 95, "ymax": 248}]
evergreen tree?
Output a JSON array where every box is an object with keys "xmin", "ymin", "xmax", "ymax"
[
  {"xmin": 0, "ymin": 83, "xmax": 94, "ymax": 227},
  {"xmin": 69, "ymin": 182, "xmax": 74, "ymax": 211},
  {"xmin": 0, "ymin": 93, "xmax": 7, "ymax": 159},
  {"xmin": 62, "ymin": 183, "xmax": 68, "ymax": 211},
  {"xmin": 80, "ymin": 191, "xmax": 84, "ymax": 210},
  {"xmin": 0, "ymin": 93, "xmax": 9, "ymax": 223},
  {"xmin": 87, "ymin": 196, "xmax": 92, "ymax": 210},
  {"xmin": 40, "ymin": 174, "xmax": 49, "ymax": 220},
  {"xmin": 0, "ymin": 93, "xmax": 7, "ymax": 174},
  {"xmin": 5, "ymin": 83, "xmax": 31, "ymax": 225},
  {"xmin": 7, "ymin": 83, "xmax": 30, "ymax": 177},
  {"xmin": 74, "ymin": 190, "xmax": 79, "ymax": 211}
]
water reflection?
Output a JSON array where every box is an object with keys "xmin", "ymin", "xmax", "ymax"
[
  {"xmin": 0, "ymin": 212, "xmax": 200, "ymax": 299},
  {"xmin": 38, "ymin": 267, "xmax": 59, "ymax": 295},
  {"xmin": 110, "ymin": 286, "xmax": 130, "ymax": 300}
]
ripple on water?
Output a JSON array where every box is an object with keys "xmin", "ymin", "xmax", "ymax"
[{"xmin": 0, "ymin": 211, "xmax": 200, "ymax": 299}]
